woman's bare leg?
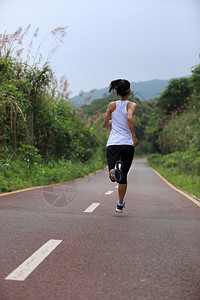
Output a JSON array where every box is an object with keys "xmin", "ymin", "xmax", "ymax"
[{"xmin": 118, "ymin": 183, "xmax": 127, "ymax": 204}]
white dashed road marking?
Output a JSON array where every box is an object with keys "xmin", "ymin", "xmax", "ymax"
[
  {"xmin": 5, "ymin": 239, "xmax": 62, "ymax": 281},
  {"xmin": 105, "ymin": 191, "xmax": 113, "ymax": 195},
  {"xmin": 84, "ymin": 203, "xmax": 100, "ymax": 213}
]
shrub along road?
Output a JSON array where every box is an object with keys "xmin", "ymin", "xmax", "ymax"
[{"xmin": 0, "ymin": 158, "xmax": 200, "ymax": 300}]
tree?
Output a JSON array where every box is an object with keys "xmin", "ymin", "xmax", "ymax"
[{"xmin": 157, "ymin": 78, "xmax": 192, "ymax": 115}]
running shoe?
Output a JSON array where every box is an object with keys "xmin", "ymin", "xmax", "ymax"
[
  {"xmin": 116, "ymin": 200, "xmax": 125, "ymax": 213},
  {"xmin": 114, "ymin": 161, "xmax": 124, "ymax": 183}
]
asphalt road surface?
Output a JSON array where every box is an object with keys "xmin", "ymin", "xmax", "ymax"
[{"xmin": 0, "ymin": 158, "xmax": 200, "ymax": 300}]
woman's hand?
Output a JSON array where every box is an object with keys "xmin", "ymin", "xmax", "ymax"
[{"xmin": 132, "ymin": 136, "xmax": 138, "ymax": 147}]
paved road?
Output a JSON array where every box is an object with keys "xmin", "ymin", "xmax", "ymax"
[{"xmin": 0, "ymin": 158, "xmax": 200, "ymax": 300}]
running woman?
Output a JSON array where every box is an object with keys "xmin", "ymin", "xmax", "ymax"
[{"xmin": 103, "ymin": 79, "xmax": 138, "ymax": 213}]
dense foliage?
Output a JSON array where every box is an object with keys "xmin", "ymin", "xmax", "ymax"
[
  {"xmin": 145, "ymin": 66, "xmax": 200, "ymax": 154},
  {"xmin": 0, "ymin": 26, "xmax": 107, "ymax": 192},
  {"xmin": 0, "ymin": 56, "xmax": 100, "ymax": 162},
  {"xmin": 146, "ymin": 64, "xmax": 200, "ymax": 197},
  {"xmin": 0, "ymin": 27, "xmax": 102, "ymax": 163}
]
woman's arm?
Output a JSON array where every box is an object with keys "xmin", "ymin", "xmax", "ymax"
[
  {"xmin": 127, "ymin": 102, "xmax": 138, "ymax": 146},
  {"xmin": 103, "ymin": 103, "xmax": 113, "ymax": 127}
]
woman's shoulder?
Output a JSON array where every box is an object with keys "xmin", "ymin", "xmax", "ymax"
[
  {"xmin": 108, "ymin": 101, "xmax": 116, "ymax": 108},
  {"xmin": 127, "ymin": 101, "xmax": 137, "ymax": 109},
  {"xmin": 107, "ymin": 101, "xmax": 117, "ymax": 113},
  {"xmin": 126, "ymin": 101, "xmax": 137, "ymax": 115}
]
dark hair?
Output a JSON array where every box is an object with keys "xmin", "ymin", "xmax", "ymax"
[{"xmin": 109, "ymin": 79, "xmax": 130, "ymax": 96}]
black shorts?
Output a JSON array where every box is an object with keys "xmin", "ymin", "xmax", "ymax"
[{"xmin": 106, "ymin": 145, "xmax": 134, "ymax": 184}]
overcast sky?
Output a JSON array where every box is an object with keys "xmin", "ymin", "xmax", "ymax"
[{"xmin": 0, "ymin": 0, "xmax": 200, "ymax": 96}]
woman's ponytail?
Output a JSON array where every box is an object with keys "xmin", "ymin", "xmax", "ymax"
[
  {"xmin": 109, "ymin": 79, "xmax": 130, "ymax": 96},
  {"xmin": 109, "ymin": 79, "xmax": 121, "ymax": 93}
]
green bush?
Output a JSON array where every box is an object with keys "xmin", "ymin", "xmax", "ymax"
[
  {"xmin": 148, "ymin": 149, "xmax": 200, "ymax": 177},
  {"xmin": 147, "ymin": 153, "xmax": 162, "ymax": 166},
  {"xmin": 18, "ymin": 144, "xmax": 42, "ymax": 167}
]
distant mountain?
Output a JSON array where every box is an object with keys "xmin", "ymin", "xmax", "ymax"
[{"xmin": 69, "ymin": 79, "xmax": 170, "ymax": 107}]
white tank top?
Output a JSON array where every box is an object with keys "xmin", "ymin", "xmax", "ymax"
[{"xmin": 106, "ymin": 100, "xmax": 133, "ymax": 146}]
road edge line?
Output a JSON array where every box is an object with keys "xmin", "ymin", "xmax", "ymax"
[
  {"xmin": 151, "ymin": 168, "xmax": 200, "ymax": 207},
  {"xmin": 0, "ymin": 185, "xmax": 53, "ymax": 197}
]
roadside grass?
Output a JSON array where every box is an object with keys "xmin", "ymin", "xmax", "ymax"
[
  {"xmin": 150, "ymin": 166, "xmax": 200, "ymax": 199},
  {"xmin": 148, "ymin": 151, "xmax": 200, "ymax": 199},
  {"xmin": 0, "ymin": 153, "xmax": 106, "ymax": 193}
]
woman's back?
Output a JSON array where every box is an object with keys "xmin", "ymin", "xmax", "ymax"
[{"xmin": 106, "ymin": 100, "xmax": 133, "ymax": 146}]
